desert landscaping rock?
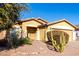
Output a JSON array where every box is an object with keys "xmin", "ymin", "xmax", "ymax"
[{"xmin": 0, "ymin": 40, "xmax": 79, "ymax": 56}]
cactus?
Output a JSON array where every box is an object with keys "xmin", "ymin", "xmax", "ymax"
[
  {"xmin": 59, "ymin": 32, "xmax": 66, "ymax": 53},
  {"xmin": 51, "ymin": 30, "xmax": 67, "ymax": 53}
]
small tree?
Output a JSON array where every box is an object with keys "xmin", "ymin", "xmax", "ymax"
[{"xmin": 0, "ymin": 3, "xmax": 28, "ymax": 48}]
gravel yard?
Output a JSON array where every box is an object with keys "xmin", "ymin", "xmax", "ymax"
[{"xmin": 0, "ymin": 40, "xmax": 79, "ymax": 56}]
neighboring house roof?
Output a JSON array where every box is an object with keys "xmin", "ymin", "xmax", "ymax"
[
  {"xmin": 75, "ymin": 24, "xmax": 79, "ymax": 31},
  {"xmin": 20, "ymin": 18, "xmax": 48, "ymax": 25},
  {"xmin": 48, "ymin": 19, "xmax": 77, "ymax": 29}
]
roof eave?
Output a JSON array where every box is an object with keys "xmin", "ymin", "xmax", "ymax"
[{"xmin": 48, "ymin": 19, "xmax": 77, "ymax": 29}]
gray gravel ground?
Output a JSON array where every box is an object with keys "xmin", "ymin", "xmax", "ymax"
[{"xmin": 0, "ymin": 40, "xmax": 79, "ymax": 56}]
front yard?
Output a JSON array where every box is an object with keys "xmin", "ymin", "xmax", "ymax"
[{"xmin": 0, "ymin": 40, "xmax": 79, "ymax": 56}]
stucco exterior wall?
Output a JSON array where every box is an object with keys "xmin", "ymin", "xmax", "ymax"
[
  {"xmin": 22, "ymin": 20, "xmax": 41, "ymax": 38},
  {"xmin": 0, "ymin": 18, "xmax": 76, "ymax": 43},
  {"xmin": 48, "ymin": 22, "xmax": 75, "ymax": 30},
  {"xmin": 39, "ymin": 27, "xmax": 47, "ymax": 42},
  {"xmin": 47, "ymin": 21, "xmax": 76, "ymax": 41},
  {"xmin": 56, "ymin": 29, "xmax": 73, "ymax": 41},
  {"xmin": 0, "ymin": 30, "xmax": 6, "ymax": 40},
  {"xmin": 62, "ymin": 30, "xmax": 73, "ymax": 41},
  {"xmin": 22, "ymin": 20, "xmax": 41, "ymax": 27},
  {"xmin": 27, "ymin": 27, "xmax": 37, "ymax": 41}
]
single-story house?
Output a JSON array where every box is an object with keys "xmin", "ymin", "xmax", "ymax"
[
  {"xmin": 0, "ymin": 18, "xmax": 77, "ymax": 42},
  {"xmin": 13, "ymin": 18, "xmax": 77, "ymax": 42}
]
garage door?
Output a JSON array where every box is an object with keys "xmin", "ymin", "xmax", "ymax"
[{"xmin": 47, "ymin": 29, "xmax": 73, "ymax": 42}]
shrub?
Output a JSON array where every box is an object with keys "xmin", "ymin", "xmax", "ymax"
[
  {"xmin": 19, "ymin": 37, "xmax": 32, "ymax": 45},
  {"xmin": 10, "ymin": 29, "xmax": 20, "ymax": 48},
  {"xmin": 10, "ymin": 28, "xmax": 32, "ymax": 48}
]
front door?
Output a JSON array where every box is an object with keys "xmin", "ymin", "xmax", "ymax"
[{"xmin": 27, "ymin": 27, "xmax": 37, "ymax": 40}]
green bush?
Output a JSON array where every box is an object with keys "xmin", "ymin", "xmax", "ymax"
[
  {"xmin": 10, "ymin": 28, "xmax": 32, "ymax": 48},
  {"xmin": 11, "ymin": 37, "xmax": 32, "ymax": 48},
  {"xmin": 19, "ymin": 37, "xmax": 32, "ymax": 45}
]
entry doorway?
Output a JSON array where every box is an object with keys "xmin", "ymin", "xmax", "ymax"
[{"xmin": 27, "ymin": 27, "xmax": 37, "ymax": 41}]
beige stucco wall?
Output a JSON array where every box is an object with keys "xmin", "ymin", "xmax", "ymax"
[
  {"xmin": 27, "ymin": 27, "xmax": 37, "ymax": 41},
  {"xmin": 47, "ymin": 21, "xmax": 76, "ymax": 41},
  {"xmin": 0, "ymin": 30, "xmax": 6, "ymax": 40},
  {"xmin": 48, "ymin": 22, "xmax": 75, "ymax": 30},
  {"xmin": 50, "ymin": 29, "xmax": 73, "ymax": 41},
  {"xmin": 62, "ymin": 30, "xmax": 73, "ymax": 41},
  {"xmin": 0, "ymin": 20, "xmax": 74, "ymax": 42},
  {"xmin": 0, "ymin": 24, "xmax": 21, "ymax": 40},
  {"xmin": 22, "ymin": 20, "xmax": 41, "ymax": 38},
  {"xmin": 12, "ymin": 24, "xmax": 21, "ymax": 28},
  {"xmin": 39, "ymin": 27, "xmax": 47, "ymax": 42},
  {"xmin": 22, "ymin": 20, "xmax": 41, "ymax": 27},
  {"xmin": 21, "ymin": 20, "xmax": 76, "ymax": 41}
]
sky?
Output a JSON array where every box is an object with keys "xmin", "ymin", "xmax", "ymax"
[{"xmin": 20, "ymin": 3, "xmax": 79, "ymax": 25}]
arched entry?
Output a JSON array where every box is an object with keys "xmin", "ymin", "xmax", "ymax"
[
  {"xmin": 27, "ymin": 27, "xmax": 37, "ymax": 41},
  {"xmin": 47, "ymin": 30, "xmax": 69, "ymax": 44}
]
